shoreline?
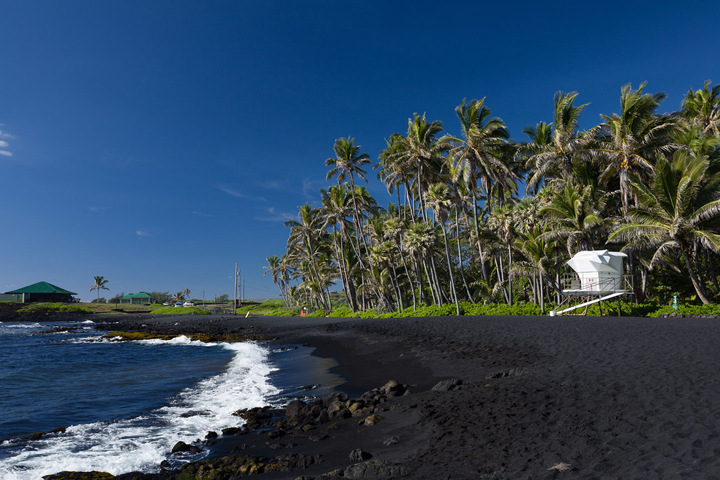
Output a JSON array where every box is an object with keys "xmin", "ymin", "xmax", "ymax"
[{"xmin": 12, "ymin": 312, "xmax": 720, "ymax": 478}]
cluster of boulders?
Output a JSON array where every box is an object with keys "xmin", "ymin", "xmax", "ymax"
[{"xmin": 230, "ymin": 380, "xmax": 409, "ymax": 444}]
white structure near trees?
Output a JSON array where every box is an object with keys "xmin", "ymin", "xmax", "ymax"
[
  {"xmin": 564, "ymin": 250, "xmax": 628, "ymax": 293},
  {"xmin": 551, "ymin": 250, "xmax": 632, "ymax": 316}
]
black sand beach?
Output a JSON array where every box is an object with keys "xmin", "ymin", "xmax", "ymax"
[{"xmin": 85, "ymin": 313, "xmax": 720, "ymax": 479}]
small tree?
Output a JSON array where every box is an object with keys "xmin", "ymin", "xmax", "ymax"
[
  {"xmin": 90, "ymin": 276, "xmax": 109, "ymax": 303},
  {"xmin": 108, "ymin": 292, "xmax": 124, "ymax": 303}
]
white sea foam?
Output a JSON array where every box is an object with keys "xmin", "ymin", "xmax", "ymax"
[{"xmin": 0, "ymin": 340, "xmax": 278, "ymax": 479}]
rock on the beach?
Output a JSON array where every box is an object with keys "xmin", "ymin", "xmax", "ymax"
[
  {"xmin": 380, "ymin": 380, "xmax": 408, "ymax": 397},
  {"xmin": 349, "ymin": 448, "xmax": 372, "ymax": 461},
  {"xmin": 383, "ymin": 436, "xmax": 400, "ymax": 446},
  {"xmin": 171, "ymin": 441, "xmax": 202, "ymax": 454},
  {"xmin": 362, "ymin": 414, "xmax": 384, "ymax": 426},
  {"xmin": 344, "ymin": 459, "xmax": 409, "ymax": 478},
  {"xmin": 431, "ymin": 378, "xmax": 463, "ymax": 392},
  {"xmin": 42, "ymin": 472, "xmax": 115, "ymax": 480},
  {"xmin": 286, "ymin": 399, "xmax": 309, "ymax": 423}
]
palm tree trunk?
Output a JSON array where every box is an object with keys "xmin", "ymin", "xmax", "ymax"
[
  {"xmin": 471, "ymin": 189, "xmax": 489, "ymax": 282},
  {"xmin": 390, "ymin": 262, "xmax": 404, "ymax": 312},
  {"xmin": 454, "ymin": 208, "xmax": 474, "ymax": 303},
  {"xmin": 508, "ymin": 245, "xmax": 513, "ymax": 305},
  {"xmin": 422, "ymin": 260, "xmax": 438, "ymax": 305},
  {"xmin": 397, "ymin": 242, "xmax": 416, "ymax": 310},
  {"xmin": 681, "ymin": 248, "xmax": 711, "ymax": 304},
  {"xmin": 442, "ymin": 229, "xmax": 460, "ymax": 315}
]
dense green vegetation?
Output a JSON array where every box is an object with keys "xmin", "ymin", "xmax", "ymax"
[
  {"xmin": 18, "ymin": 303, "xmax": 93, "ymax": 314},
  {"xmin": 149, "ymin": 306, "xmax": 211, "ymax": 315},
  {"xmin": 266, "ymin": 81, "xmax": 720, "ymax": 315}
]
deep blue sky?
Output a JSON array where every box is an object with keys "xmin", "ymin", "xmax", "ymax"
[{"xmin": 1, "ymin": 0, "xmax": 718, "ymax": 301}]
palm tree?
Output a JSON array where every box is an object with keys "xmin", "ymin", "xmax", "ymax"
[
  {"xmin": 403, "ymin": 221, "xmax": 437, "ymax": 305},
  {"xmin": 89, "ymin": 276, "xmax": 109, "ymax": 303},
  {"xmin": 426, "ymin": 183, "xmax": 460, "ymax": 314},
  {"xmin": 377, "ymin": 134, "xmax": 414, "ymax": 218},
  {"xmin": 326, "ymin": 137, "xmax": 373, "ymax": 264},
  {"xmin": 540, "ymin": 183, "xmax": 606, "ymax": 255},
  {"xmin": 320, "ymin": 184, "xmax": 358, "ymax": 310},
  {"xmin": 524, "ymin": 92, "xmax": 599, "ymax": 193},
  {"xmin": 264, "ymin": 255, "xmax": 290, "ymax": 305},
  {"xmin": 285, "ymin": 204, "xmax": 332, "ymax": 309},
  {"xmin": 609, "ymin": 150, "xmax": 720, "ymax": 303},
  {"xmin": 514, "ymin": 226, "xmax": 556, "ymax": 313},
  {"xmin": 393, "ymin": 113, "xmax": 450, "ymax": 221},
  {"xmin": 681, "ymin": 80, "xmax": 720, "ymax": 136},
  {"xmin": 599, "ymin": 82, "xmax": 680, "ymax": 214},
  {"xmin": 384, "ymin": 216, "xmax": 416, "ymax": 309},
  {"xmin": 448, "ymin": 98, "xmax": 514, "ymax": 279}
]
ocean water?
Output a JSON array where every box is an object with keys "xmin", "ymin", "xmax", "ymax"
[{"xmin": 0, "ymin": 319, "xmax": 340, "ymax": 479}]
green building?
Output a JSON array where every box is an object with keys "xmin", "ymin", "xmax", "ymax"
[
  {"xmin": 120, "ymin": 292, "xmax": 154, "ymax": 304},
  {"xmin": 5, "ymin": 281, "xmax": 78, "ymax": 303}
]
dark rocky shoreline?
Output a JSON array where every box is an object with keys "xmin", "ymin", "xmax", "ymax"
[{"xmin": 7, "ymin": 311, "xmax": 720, "ymax": 479}]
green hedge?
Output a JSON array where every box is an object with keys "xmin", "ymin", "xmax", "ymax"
[
  {"xmin": 149, "ymin": 306, "xmax": 211, "ymax": 315},
  {"xmin": 310, "ymin": 301, "xmax": 720, "ymax": 319},
  {"xmin": 17, "ymin": 303, "xmax": 94, "ymax": 314}
]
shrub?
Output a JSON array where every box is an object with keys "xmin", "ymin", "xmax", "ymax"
[
  {"xmin": 324, "ymin": 307, "xmax": 359, "ymax": 318},
  {"xmin": 149, "ymin": 306, "xmax": 210, "ymax": 315},
  {"xmin": 18, "ymin": 303, "xmax": 93, "ymax": 314}
]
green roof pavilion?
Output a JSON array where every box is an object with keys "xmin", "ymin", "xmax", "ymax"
[
  {"xmin": 5, "ymin": 281, "xmax": 78, "ymax": 303},
  {"xmin": 120, "ymin": 292, "xmax": 154, "ymax": 304}
]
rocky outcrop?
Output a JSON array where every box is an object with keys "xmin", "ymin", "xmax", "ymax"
[{"xmin": 229, "ymin": 381, "xmax": 409, "ymax": 444}]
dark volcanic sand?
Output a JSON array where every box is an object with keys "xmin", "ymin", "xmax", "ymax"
[{"xmin": 94, "ymin": 314, "xmax": 720, "ymax": 479}]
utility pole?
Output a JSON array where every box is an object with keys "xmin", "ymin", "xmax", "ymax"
[{"xmin": 234, "ymin": 263, "xmax": 238, "ymax": 315}]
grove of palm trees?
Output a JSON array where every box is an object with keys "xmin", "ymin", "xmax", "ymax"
[{"xmin": 266, "ymin": 81, "xmax": 720, "ymax": 315}]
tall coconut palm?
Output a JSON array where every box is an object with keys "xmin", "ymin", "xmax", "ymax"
[
  {"xmin": 449, "ymin": 98, "xmax": 514, "ymax": 204},
  {"xmin": 393, "ymin": 114, "xmax": 450, "ymax": 221},
  {"xmin": 448, "ymin": 98, "xmax": 514, "ymax": 280},
  {"xmin": 524, "ymin": 92, "xmax": 599, "ymax": 193},
  {"xmin": 599, "ymin": 82, "xmax": 680, "ymax": 214},
  {"xmin": 326, "ymin": 137, "xmax": 373, "ymax": 265},
  {"xmin": 514, "ymin": 226, "xmax": 556, "ymax": 313},
  {"xmin": 681, "ymin": 80, "xmax": 720, "ymax": 136},
  {"xmin": 377, "ymin": 134, "xmax": 414, "ymax": 218},
  {"xmin": 609, "ymin": 150, "xmax": 720, "ymax": 303},
  {"xmin": 426, "ymin": 183, "xmax": 460, "ymax": 314},
  {"xmin": 285, "ymin": 204, "xmax": 332, "ymax": 309},
  {"xmin": 403, "ymin": 221, "xmax": 437, "ymax": 305},
  {"xmin": 384, "ymin": 216, "xmax": 417, "ymax": 309},
  {"xmin": 89, "ymin": 276, "xmax": 109, "ymax": 303},
  {"xmin": 540, "ymin": 183, "xmax": 606, "ymax": 255},
  {"xmin": 264, "ymin": 255, "xmax": 290, "ymax": 305},
  {"xmin": 320, "ymin": 184, "xmax": 358, "ymax": 310}
]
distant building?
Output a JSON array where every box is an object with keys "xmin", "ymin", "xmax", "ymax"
[
  {"xmin": 5, "ymin": 281, "xmax": 78, "ymax": 303},
  {"xmin": 120, "ymin": 292, "xmax": 154, "ymax": 304}
]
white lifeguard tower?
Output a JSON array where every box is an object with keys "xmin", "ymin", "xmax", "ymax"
[{"xmin": 550, "ymin": 250, "xmax": 632, "ymax": 316}]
